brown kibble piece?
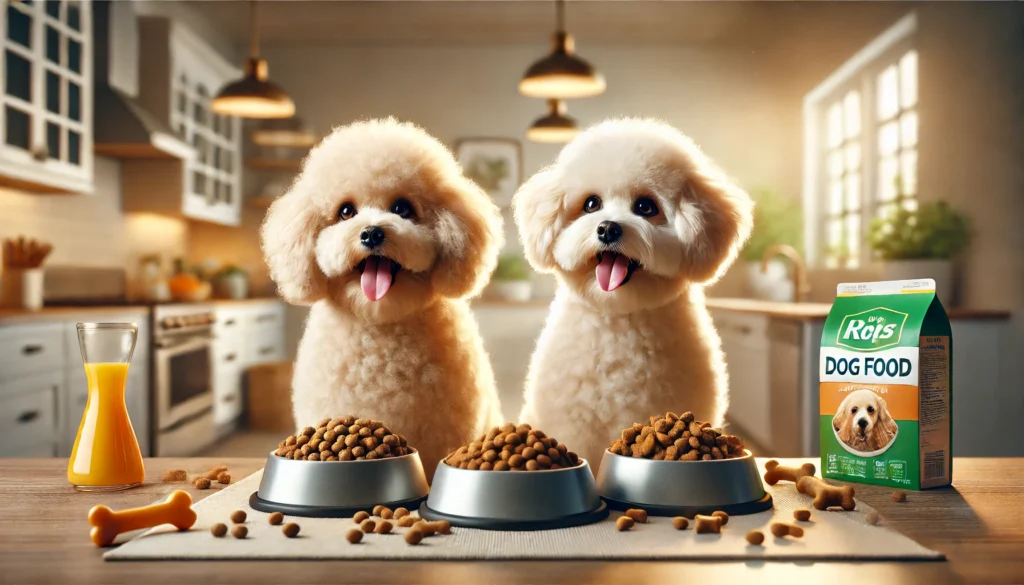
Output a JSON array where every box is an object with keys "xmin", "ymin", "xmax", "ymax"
[
  {"xmin": 796, "ymin": 476, "xmax": 856, "ymax": 511},
  {"xmin": 375, "ymin": 520, "xmax": 394, "ymax": 534},
  {"xmin": 230, "ymin": 510, "xmax": 246, "ymax": 524},
  {"xmin": 210, "ymin": 523, "xmax": 227, "ymax": 537},
  {"xmin": 671, "ymin": 517, "xmax": 689, "ymax": 530},
  {"xmin": 432, "ymin": 520, "xmax": 452, "ymax": 535},
  {"xmin": 891, "ymin": 490, "xmax": 907, "ymax": 503},
  {"xmin": 770, "ymin": 522, "xmax": 804, "ymax": 538},
  {"xmin": 866, "ymin": 510, "xmax": 881, "ymax": 525},
  {"xmin": 380, "ymin": 507, "xmax": 394, "ymax": 519},
  {"xmin": 346, "ymin": 529, "xmax": 363, "ymax": 544},
  {"xmin": 615, "ymin": 516, "xmax": 635, "ymax": 531},
  {"xmin": 353, "ymin": 511, "xmax": 370, "ymax": 523},
  {"xmin": 414, "ymin": 521, "xmax": 436, "ymax": 537},
  {"xmin": 282, "ymin": 522, "xmax": 300, "ymax": 538},
  {"xmin": 694, "ymin": 514, "xmax": 722, "ymax": 534},
  {"xmin": 624, "ymin": 509, "xmax": 648, "ymax": 524},
  {"xmin": 193, "ymin": 477, "xmax": 211, "ymax": 489},
  {"xmin": 763, "ymin": 459, "xmax": 816, "ymax": 485},
  {"xmin": 746, "ymin": 530, "xmax": 765, "ymax": 545},
  {"xmin": 360, "ymin": 519, "xmax": 376, "ymax": 533},
  {"xmin": 204, "ymin": 465, "xmax": 228, "ymax": 480},
  {"xmin": 397, "ymin": 515, "xmax": 417, "ymax": 528},
  {"xmin": 268, "ymin": 512, "xmax": 284, "ymax": 525},
  {"xmin": 405, "ymin": 530, "xmax": 424, "ymax": 545},
  {"xmin": 216, "ymin": 472, "xmax": 231, "ymax": 485},
  {"xmin": 794, "ymin": 509, "xmax": 812, "ymax": 522},
  {"xmin": 372, "ymin": 505, "xmax": 385, "ymax": 516},
  {"xmin": 161, "ymin": 469, "xmax": 187, "ymax": 482},
  {"xmin": 231, "ymin": 525, "xmax": 248, "ymax": 539},
  {"xmin": 712, "ymin": 510, "xmax": 729, "ymax": 526},
  {"xmin": 393, "ymin": 507, "xmax": 409, "ymax": 519}
]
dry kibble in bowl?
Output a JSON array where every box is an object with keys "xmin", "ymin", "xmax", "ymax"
[
  {"xmin": 443, "ymin": 423, "xmax": 581, "ymax": 471},
  {"xmin": 609, "ymin": 411, "xmax": 746, "ymax": 460},
  {"xmin": 274, "ymin": 416, "xmax": 412, "ymax": 461}
]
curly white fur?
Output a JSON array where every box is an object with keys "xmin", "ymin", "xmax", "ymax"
[
  {"xmin": 261, "ymin": 118, "xmax": 504, "ymax": 472},
  {"xmin": 514, "ymin": 118, "xmax": 754, "ymax": 467}
]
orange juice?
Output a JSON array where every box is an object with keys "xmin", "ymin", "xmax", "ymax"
[{"xmin": 67, "ymin": 362, "xmax": 145, "ymax": 489}]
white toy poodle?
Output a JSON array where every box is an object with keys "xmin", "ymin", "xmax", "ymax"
[
  {"xmin": 513, "ymin": 118, "xmax": 754, "ymax": 467},
  {"xmin": 261, "ymin": 118, "xmax": 504, "ymax": 472}
]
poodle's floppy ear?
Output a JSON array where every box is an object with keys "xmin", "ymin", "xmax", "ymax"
[
  {"xmin": 873, "ymin": 397, "xmax": 899, "ymax": 447},
  {"xmin": 512, "ymin": 167, "xmax": 564, "ymax": 272},
  {"xmin": 676, "ymin": 162, "xmax": 754, "ymax": 284},
  {"xmin": 833, "ymin": 395, "xmax": 850, "ymax": 436},
  {"xmin": 430, "ymin": 176, "xmax": 504, "ymax": 299},
  {"xmin": 260, "ymin": 181, "xmax": 328, "ymax": 305}
]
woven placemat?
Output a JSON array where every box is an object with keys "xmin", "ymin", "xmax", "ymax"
[{"xmin": 105, "ymin": 471, "xmax": 943, "ymax": 561}]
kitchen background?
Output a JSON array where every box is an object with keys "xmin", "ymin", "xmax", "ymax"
[{"xmin": 0, "ymin": 1, "xmax": 1020, "ymax": 460}]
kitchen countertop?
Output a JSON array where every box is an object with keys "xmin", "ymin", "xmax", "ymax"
[
  {"xmin": 0, "ymin": 457, "xmax": 1020, "ymax": 584},
  {"xmin": 0, "ymin": 298, "xmax": 285, "ymax": 325}
]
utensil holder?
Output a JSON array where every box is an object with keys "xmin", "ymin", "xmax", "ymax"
[{"xmin": 1, "ymin": 268, "xmax": 44, "ymax": 310}]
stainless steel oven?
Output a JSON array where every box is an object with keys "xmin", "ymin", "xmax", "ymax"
[{"xmin": 153, "ymin": 304, "xmax": 216, "ymax": 456}]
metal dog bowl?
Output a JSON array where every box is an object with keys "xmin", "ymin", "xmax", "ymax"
[
  {"xmin": 418, "ymin": 459, "xmax": 608, "ymax": 530},
  {"xmin": 249, "ymin": 450, "xmax": 430, "ymax": 517},
  {"xmin": 596, "ymin": 449, "xmax": 772, "ymax": 517}
]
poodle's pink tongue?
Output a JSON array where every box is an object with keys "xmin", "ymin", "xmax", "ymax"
[
  {"xmin": 596, "ymin": 253, "xmax": 630, "ymax": 292},
  {"xmin": 360, "ymin": 256, "xmax": 393, "ymax": 301}
]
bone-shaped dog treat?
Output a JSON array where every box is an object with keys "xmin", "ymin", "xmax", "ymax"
[
  {"xmin": 796, "ymin": 476, "xmax": 856, "ymax": 511},
  {"xmin": 694, "ymin": 514, "xmax": 723, "ymax": 534},
  {"xmin": 88, "ymin": 490, "xmax": 197, "ymax": 547},
  {"xmin": 763, "ymin": 459, "xmax": 816, "ymax": 485},
  {"xmin": 770, "ymin": 522, "xmax": 804, "ymax": 538}
]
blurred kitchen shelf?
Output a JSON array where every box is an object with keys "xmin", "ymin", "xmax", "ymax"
[
  {"xmin": 248, "ymin": 196, "xmax": 277, "ymax": 208},
  {"xmin": 246, "ymin": 158, "xmax": 303, "ymax": 171}
]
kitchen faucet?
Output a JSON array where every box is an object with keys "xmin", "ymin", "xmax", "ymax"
[{"xmin": 761, "ymin": 244, "xmax": 811, "ymax": 303}]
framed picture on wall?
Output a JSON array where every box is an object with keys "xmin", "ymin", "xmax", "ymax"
[{"xmin": 454, "ymin": 138, "xmax": 523, "ymax": 208}]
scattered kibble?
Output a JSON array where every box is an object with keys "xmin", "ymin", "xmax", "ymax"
[
  {"xmin": 432, "ymin": 520, "xmax": 452, "ymax": 535},
  {"xmin": 615, "ymin": 516, "xmax": 635, "ymax": 531},
  {"xmin": 671, "ymin": 517, "xmax": 689, "ymax": 530},
  {"xmin": 866, "ymin": 510, "xmax": 881, "ymax": 525},
  {"xmin": 360, "ymin": 519, "xmax": 376, "ymax": 533},
  {"xmin": 794, "ymin": 509, "xmax": 812, "ymax": 522},
  {"xmin": 413, "ymin": 521, "xmax": 436, "ymax": 537},
  {"xmin": 397, "ymin": 515, "xmax": 417, "ymax": 528},
  {"xmin": 353, "ymin": 511, "xmax": 370, "ymax": 523},
  {"xmin": 231, "ymin": 525, "xmax": 248, "ymax": 539},
  {"xmin": 393, "ymin": 507, "xmax": 409, "ymax": 519},
  {"xmin": 210, "ymin": 523, "xmax": 227, "ymax": 537},
  {"xmin": 624, "ymin": 509, "xmax": 648, "ymax": 524},
  {"xmin": 268, "ymin": 512, "xmax": 284, "ymax": 525},
  {"xmin": 204, "ymin": 466, "xmax": 228, "ymax": 481},
  {"xmin": 745, "ymin": 530, "xmax": 765, "ymax": 545},
  {"xmin": 405, "ymin": 529, "xmax": 424, "ymax": 545},
  {"xmin": 282, "ymin": 522, "xmax": 300, "ymax": 538},
  {"xmin": 375, "ymin": 520, "xmax": 393, "ymax": 534},
  {"xmin": 230, "ymin": 510, "xmax": 246, "ymax": 524},
  {"xmin": 770, "ymin": 522, "xmax": 804, "ymax": 538},
  {"xmin": 217, "ymin": 472, "xmax": 232, "ymax": 485},
  {"xmin": 161, "ymin": 469, "xmax": 187, "ymax": 482},
  {"xmin": 891, "ymin": 490, "xmax": 907, "ymax": 503},
  {"xmin": 193, "ymin": 477, "xmax": 211, "ymax": 489},
  {"xmin": 712, "ymin": 510, "xmax": 729, "ymax": 526},
  {"xmin": 694, "ymin": 514, "xmax": 722, "ymax": 534},
  {"xmin": 346, "ymin": 529, "xmax": 363, "ymax": 544}
]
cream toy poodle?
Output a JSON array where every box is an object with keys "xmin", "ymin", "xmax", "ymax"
[
  {"xmin": 261, "ymin": 118, "xmax": 504, "ymax": 472},
  {"xmin": 513, "ymin": 118, "xmax": 754, "ymax": 467}
]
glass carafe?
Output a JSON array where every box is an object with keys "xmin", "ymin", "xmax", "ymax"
[{"xmin": 67, "ymin": 323, "xmax": 145, "ymax": 491}]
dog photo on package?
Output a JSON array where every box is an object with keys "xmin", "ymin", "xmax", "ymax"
[{"xmin": 820, "ymin": 279, "xmax": 952, "ymax": 490}]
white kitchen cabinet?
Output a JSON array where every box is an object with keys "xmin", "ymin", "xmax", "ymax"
[
  {"xmin": 713, "ymin": 310, "xmax": 773, "ymax": 451},
  {"xmin": 0, "ymin": 0, "xmax": 92, "ymax": 193},
  {"xmin": 0, "ymin": 321, "xmax": 65, "ymax": 383},
  {"xmin": 0, "ymin": 370, "xmax": 60, "ymax": 456},
  {"xmin": 121, "ymin": 18, "xmax": 241, "ymax": 226}
]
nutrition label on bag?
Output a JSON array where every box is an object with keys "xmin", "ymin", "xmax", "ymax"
[{"xmin": 919, "ymin": 336, "xmax": 950, "ymax": 427}]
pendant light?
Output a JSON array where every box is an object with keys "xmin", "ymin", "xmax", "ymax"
[
  {"xmin": 212, "ymin": 1, "xmax": 295, "ymax": 119},
  {"xmin": 527, "ymin": 99, "xmax": 579, "ymax": 143},
  {"xmin": 252, "ymin": 116, "xmax": 318, "ymax": 148},
  {"xmin": 519, "ymin": 0, "xmax": 605, "ymax": 99}
]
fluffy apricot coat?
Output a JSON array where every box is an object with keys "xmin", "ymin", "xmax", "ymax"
[
  {"xmin": 261, "ymin": 118, "xmax": 503, "ymax": 472},
  {"xmin": 513, "ymin": 119, "xmax": 754, "ymax": 467}
]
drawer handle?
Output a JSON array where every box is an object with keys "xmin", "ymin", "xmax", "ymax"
[
  {"xmin": 258, "ymin": 346, "xmax": 274, "ymax": 355},
  {"xmin": 224, "ymin": 353, "xmax": 237, "ymax": 362},
  {"xmin": 21, "ymin": 344, "xmax": 44, "ymax": 355},
  {"xmin": 256, "ymin": 315, "xmax": 277, "ymax": 323},
  {"xmin": 17, "ymin": 410, "xmax": 40, "ymax": 424},
  {"xmin": 223, "ymin": 394, "xmax": 237, "ymax": 403},
  {"xmin": 736, "ymin": 325, "xmax": 752, "ymax": 335},
  {"xmin": 224, "ymin": 319, "xmax": 236, "ymax": 326}
]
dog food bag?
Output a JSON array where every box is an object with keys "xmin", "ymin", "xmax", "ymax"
[{"xmin": 820, "ymin": 279, "xmax": 952, "ymax": 490}]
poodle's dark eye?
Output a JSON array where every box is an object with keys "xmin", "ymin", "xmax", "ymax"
[
  {"xmin": 851, "ymin": 407, "xmax": 858, "ymax": 414},
  {"xmin": 337, "ymin": 202, "xmax": 357, "ymax": 221},
  {"xmin": 633, "ymin": 196, "xmax": 659, "ymax": 217},
  {"xmin": 867, "ymin": 405, "xmax": 875, "ymax": 414},
  {"xmin": 390, "ymin": 198, "xmax": 415, "ymax": 220},
  {"xmin": 583, "ymin": 195, "xmax": 602, "ymax": 213}
]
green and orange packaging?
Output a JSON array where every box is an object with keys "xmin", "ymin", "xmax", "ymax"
[{"xmin": 820, "ymin": 279, "xmax": 952, "ymax": 490}]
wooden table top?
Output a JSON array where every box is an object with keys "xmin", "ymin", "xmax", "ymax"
[{"xmin": 1, "ymin": 457, "xmax": 1021, "ymax": 585}]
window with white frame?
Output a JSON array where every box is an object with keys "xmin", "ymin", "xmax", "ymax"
[{"xmin": 804, "ymin": 14, "xmax": 918, "ymax": 269}]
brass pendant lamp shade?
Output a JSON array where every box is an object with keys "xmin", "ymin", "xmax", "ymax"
[
  {"xmin": 527, "ymin": 99, "xmax": 579, "ymax": 143},
  {"xmin": 519, "ymin": 0, "xmax": 605, "ymax": 99},
  {"xmin": 212, "ymin": 1, "xmax": 295, "ymax": 119},
  {"xmin": 252, "ymin": 116, "xmax": 318, "ymax": 148}
]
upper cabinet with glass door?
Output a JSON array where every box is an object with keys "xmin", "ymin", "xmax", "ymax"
[
  {"xmin": 169, "ymin": 23, "xmax": 241, "ymax": 226},
  {"xmin": 0, "ymin": 0, "xmax": 92, "ymax": 193}
]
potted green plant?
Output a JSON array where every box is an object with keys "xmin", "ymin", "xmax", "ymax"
[
  {"xmin": 867, "ymin": 200, "xmax": 969, "ymax": 303},
  {"xmin": 212, "ymin": 265, "xmax": 250, "ymax": 300},
  {"xmin": 740, "ymin": 188, "xmax": 804, "ymax": 301},
  {"xmin": 489, "ymin": 253, "xmax": 533, "ymax": 302}
]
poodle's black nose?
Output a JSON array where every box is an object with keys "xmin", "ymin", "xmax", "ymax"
[
  {"xmin": 596, "ymin": 221, "xmax": 622, "ymax": 244},
  {"xmin": 360, "ymin": 226, "xmax": 386, "ymax": 249},
  {"xmin": 857, "ymin": 418, "xmax": 869, "ymax": 429}
]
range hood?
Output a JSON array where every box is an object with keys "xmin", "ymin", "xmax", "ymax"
[{"xmin": 92, "ymin": 0, "xmax": 192, "ymax": 160}]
